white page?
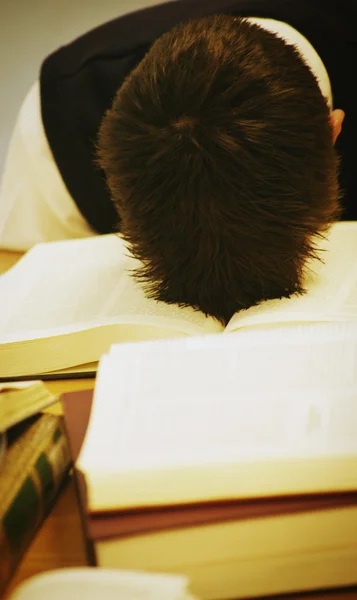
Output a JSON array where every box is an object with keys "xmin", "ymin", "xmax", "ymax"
[
  {"xmin": 8, "ymin": 569, "xmax": 195, "ymax": 600},
  {"xmin": 0, "ymin": 235, "xmax": 221, "ymax": 342},
  {"xmin": 226, "ymin": 222, "xmax": 357, "ymax": 332},
  {"xmin": 79, "ymin": 322, "xmax": 357, "ymax": 481}
]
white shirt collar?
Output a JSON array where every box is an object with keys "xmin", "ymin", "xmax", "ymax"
[{"xmin": 247, "ymin": 17, "xmax": 333, "ymax": 109}]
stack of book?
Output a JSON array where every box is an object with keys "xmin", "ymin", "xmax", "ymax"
[
  {"xmin": 2, "ymin": 220, "xmax": 357, "ymax": 598},
  {"xmin": 0, "ymin": 382, "xmax": 71, "ymax": 595},
  {"xmin": 63, "ymin": 327, "xmax": 357, "ymax": 600}
]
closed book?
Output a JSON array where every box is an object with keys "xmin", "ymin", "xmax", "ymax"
[
  {"xmin": 62, "ymin": 389, "xmax": 357, "ymax": 600},
  {"xmin": 0, "ymin": 413, "xmax": 71, "ymax": 595},
  {"xmin": 0, "ymin": 381, "xmax": 57, "ymax": 432}
]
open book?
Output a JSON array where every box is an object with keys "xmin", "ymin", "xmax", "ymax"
[
  {"xmin": 7, "ymin": 569, "xmax": 196, "ymax": 600},
  {"xmin": 1, "ymin": 221, "xmax": 357, "ymax": 378},
  {"xmin": 77, "ymin": 324, "xmax": 357, "ymax": 512}
]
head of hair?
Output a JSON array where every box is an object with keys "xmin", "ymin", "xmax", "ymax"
[{"xmin": 97, "ymin": 15, "xmax": 340, "ymax": 324}]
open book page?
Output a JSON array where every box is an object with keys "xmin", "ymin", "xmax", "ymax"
[
  {"xmin": 7, "ymin": 569, "xmax": 196, "ymax": 600},
  {"xmin": 78, "ymin": 322, "xmax": 357, "ymax": 509},
  {"xmin": 225, "ymin": 222, "xmax": 357, "ymax": 332},
  {"xmin": 0, "ymin": 235, "xmax": 222, "ymax": 343}
]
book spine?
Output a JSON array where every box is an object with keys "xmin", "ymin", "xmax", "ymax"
[{"xmin": 0, "ymin": 415, "xmax": 71, "ymax": 594}]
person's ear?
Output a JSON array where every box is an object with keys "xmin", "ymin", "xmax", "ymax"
[{"xmin": 330, "ymin": 109, "xmax": 345, "ymax": 145}]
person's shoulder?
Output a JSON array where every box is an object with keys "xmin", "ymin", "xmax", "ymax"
[{"xmin": 40, "ymin": 0, "xmax": 251, "ymax": 80}]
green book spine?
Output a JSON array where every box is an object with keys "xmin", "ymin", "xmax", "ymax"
[{"xmin": 0, "ymin": 413, "xmax": 71, "ymax": 594}]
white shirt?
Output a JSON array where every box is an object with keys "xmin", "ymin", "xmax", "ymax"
[
  {"xmin": 0, "ymin": 19, "xmax": 333, "ymax": 251},
  {"xmin": 0, "ymin": 81, "xmax": 96, "ymax": 250},
  {"xmin": 247, "ymin": 18, "xmax": 332, "ymax": 109}
]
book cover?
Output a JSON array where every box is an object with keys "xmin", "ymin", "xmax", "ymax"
[{"xmin": 0, "ymin": 413, "xmax": 71, "ymax": 595}]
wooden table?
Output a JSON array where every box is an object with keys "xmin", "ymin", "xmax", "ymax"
[{"xmin": 2, "ymin": 248, "xmax": 357, "ymax": 600}]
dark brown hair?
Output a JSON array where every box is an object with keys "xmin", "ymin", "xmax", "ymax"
[{"xmin": 97, "ymin": 15, "xmax": 340, "ymax": 324}]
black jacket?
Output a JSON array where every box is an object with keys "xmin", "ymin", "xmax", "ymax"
[{"xmin": 40, "ymin": 0, "xmax": 357, "ymax": 232}]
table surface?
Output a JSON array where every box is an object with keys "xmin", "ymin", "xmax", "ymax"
[{"xmin": 2, "ymin": 248, "xmax": 357, "ymax": 600}]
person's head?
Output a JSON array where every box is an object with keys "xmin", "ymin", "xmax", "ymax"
[{"xmin": 97, "ymin": 15, "xmax": 341, "ymax": 324}]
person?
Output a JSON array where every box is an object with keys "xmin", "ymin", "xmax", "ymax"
[{"xmin": 0, "ymin": 0, "xmax": 355, "ymax": 323}]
